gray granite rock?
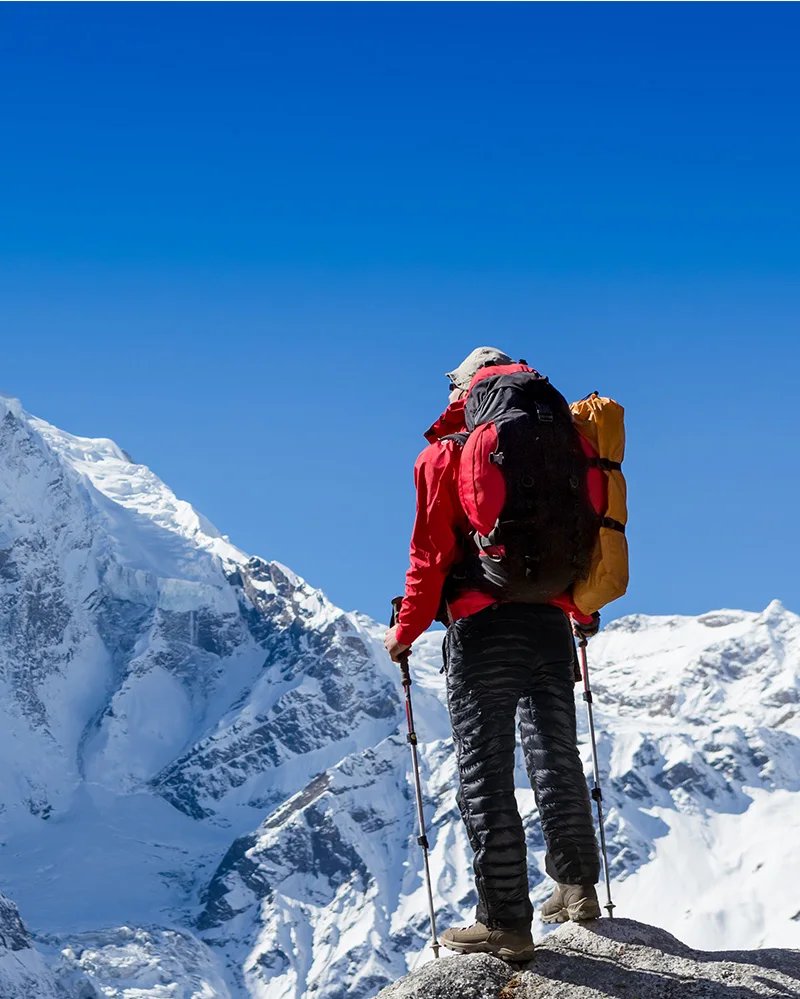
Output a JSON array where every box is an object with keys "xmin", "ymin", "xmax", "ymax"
[{"xmin": 374, "ymin": 919, "xmax": 800, "ymax": 999}]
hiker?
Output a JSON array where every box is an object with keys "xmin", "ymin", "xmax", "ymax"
[{"xmin": 384, "ymin": 347, "xmax": 606, "ymax": 962}]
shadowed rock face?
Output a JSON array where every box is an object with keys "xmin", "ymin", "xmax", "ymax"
[
  {"xmin": 150, "ymin": 558, "xmax": 399, "ymax": 820},
  {"xmin": 0, "ymin": 893, "xmax": 67, "ymax": 998},
  {"xmin": 0, "ymin": 894, "xmax": 32, "ymax": 953},
  {"xmin": 374, "ymin": 919, "xmax": 800, "ymax": 999}
]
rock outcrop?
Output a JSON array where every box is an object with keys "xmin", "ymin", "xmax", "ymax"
[{"xmin": 375, "ymin": 919, "xmax": 800, "ymax": 999}]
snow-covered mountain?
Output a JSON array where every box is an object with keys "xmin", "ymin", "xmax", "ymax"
[{"xmin": 0, "ymin": 394, "xmax": 798, "ymax": 998}]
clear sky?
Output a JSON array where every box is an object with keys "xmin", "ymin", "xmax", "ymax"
[{"xmin": 1, "ymin": 3, "xmax": 798, "ymax": 625}]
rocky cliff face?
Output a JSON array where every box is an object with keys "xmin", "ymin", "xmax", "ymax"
[
  {"xmin": 0, "ymin": 394, "xmax": 798, "ymax": 998},
  {"xmin": 0, "ymin": 892, "xmax": 72, "ymax": 998}
]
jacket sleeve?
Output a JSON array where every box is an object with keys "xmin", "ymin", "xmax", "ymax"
[{"xmin": 395, "ymin": 442, "xmax": 463, "ymax": 646}]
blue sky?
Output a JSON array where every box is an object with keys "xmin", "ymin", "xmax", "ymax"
[{"xmin": 1, "ymin": 3, "xmax": 798, "ymax": 624}]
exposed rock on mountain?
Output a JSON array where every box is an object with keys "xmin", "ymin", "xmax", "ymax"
[{"xmin": 0, "ymin": 892, "xmax": 70, "ymax": 998}]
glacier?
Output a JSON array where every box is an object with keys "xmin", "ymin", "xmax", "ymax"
[{"xmin": 0, "ymin": 393, "xmax": 797, "ymax": 998}]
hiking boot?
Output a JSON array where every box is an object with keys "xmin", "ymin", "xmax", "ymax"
[
  {"xmin": 440, "ymin": 921, "xmax": 535, "ymax": 961},
  {"xmin": 540, "ymin": 882, "xmax": 601, "ymax": 923}
]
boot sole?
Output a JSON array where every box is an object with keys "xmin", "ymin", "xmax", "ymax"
[
  {"xmin": 541, "ymin": 898, "xmax": 601, "ymax": 924},
  {"xmin": 441, "ymin": 938, "xmax": 535, "ymax": 962}
]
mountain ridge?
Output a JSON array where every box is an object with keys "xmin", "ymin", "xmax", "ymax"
[{"xmin": 0, "ymin": 396, "xmax": 797, "ymax": 998}]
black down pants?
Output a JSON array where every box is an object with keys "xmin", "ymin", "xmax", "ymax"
[{"xmin": 445, "ymin": 603, "xmax": 600, "ymax": 930}]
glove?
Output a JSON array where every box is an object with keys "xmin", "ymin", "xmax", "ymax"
[{"xmin": 572, "ymin": 612, "xmax": 601, "ymax": 640}]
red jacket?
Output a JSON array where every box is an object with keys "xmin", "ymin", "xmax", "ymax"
[{"xmin": 395, "ymin": 372, "xmax": 595, "ymax": 647}]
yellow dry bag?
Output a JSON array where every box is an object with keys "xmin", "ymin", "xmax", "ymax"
[{"xmin": 570, "ymin": 393, "xmax": 629, "ymax": 615}]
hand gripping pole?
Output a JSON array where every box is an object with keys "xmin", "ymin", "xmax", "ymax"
[
  {"xmin": 577, "ymin": 636, "xmax": 616, "ymax": 919},
  {"xmin": 391, "ymin": 598, "xmax": 440, "ymax": 959}
]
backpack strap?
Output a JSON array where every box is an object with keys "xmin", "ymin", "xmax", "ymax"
[{"xmin": 588, "ymin": 457, "xmax": 623, "ymax": 471}]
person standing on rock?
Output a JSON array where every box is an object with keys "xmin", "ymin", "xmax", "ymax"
[{"xmin": 384, "ymin": 347, "xmax": 602, "ymax": 961}]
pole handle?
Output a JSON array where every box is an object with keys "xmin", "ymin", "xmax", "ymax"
[
  {"xmin": 391, "ymin": 597, "xmax": 412, "ymax": 685},
  {"xmin": 390, "ymin": 596, "xmax": 404, "ymax": 628}
]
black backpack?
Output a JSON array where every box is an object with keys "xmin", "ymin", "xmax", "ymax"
[{"xmin": 445, "ymin": 368, "xmax": 599, "ymax": 603}]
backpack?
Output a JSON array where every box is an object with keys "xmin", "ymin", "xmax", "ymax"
[
  {"xmin": 445, "ymin": 367, "xmax": 600, "ymax": 604},
  {"xmin": 446, "ymin": 368, "xmax": 629, "ymax": 613}
]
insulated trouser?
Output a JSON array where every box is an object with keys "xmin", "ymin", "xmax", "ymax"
[{"xmin": 445, "ymin": 603, "xmax": 600, "ymax": 930}]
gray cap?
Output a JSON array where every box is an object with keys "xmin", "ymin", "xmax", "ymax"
[{"xmin": 446, "ymin": 346, "xmax": 513, "ymax": 390}]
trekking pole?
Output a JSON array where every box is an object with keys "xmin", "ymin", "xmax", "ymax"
[
  {"xmin": 576, "ymin": 636, "xmax": 616, "ymax": 919},
  {"xmin": 391, "ymin": 597, "xmax": 440, "ymax": 960}
]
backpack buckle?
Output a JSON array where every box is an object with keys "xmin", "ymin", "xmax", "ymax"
[{"xmin": 535, "ymin": 403, "xmax": 553, "ymax": 423}]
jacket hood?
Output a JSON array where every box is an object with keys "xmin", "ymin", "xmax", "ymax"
[{"xmin": 424, "ymin": 398, "xmax": 466, "ymax": 443}]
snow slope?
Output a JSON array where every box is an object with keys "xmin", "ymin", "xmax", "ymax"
[{"xmin": 0, "ymin": 394, "xmax": 797, "ymax": 998}]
